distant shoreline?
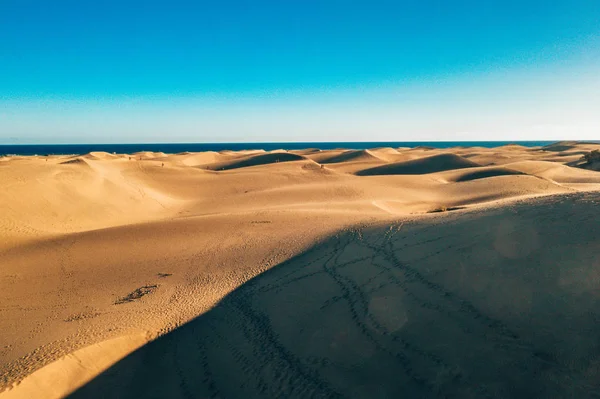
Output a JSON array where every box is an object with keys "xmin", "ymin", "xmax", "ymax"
[{"xmin": 2, "ymin": 140, "xmax": 598, "ymax": 156}]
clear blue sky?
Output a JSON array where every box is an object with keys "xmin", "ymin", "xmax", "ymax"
[{"xmin": 1, "ymin": 0, "xmax": 599, "ymax": 143}]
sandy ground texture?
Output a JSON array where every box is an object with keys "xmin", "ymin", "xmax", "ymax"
[{"xmin": 1, "ymin": 141, "xmax": 599, "ymax": 398}]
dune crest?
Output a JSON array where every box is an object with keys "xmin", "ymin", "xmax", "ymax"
[
  {"xmin": 59, "ymin": 158, "xmax": 90, "ymax": 166},
  {"xmin": 356, "ymin": 153, "xmax": 480, "ymax": 176},
  {"xmin": 439, "ymin": 166, "xmax": 525, "ymax": 182},
  {"xmin": 314, "ymin": 149, "xmax": 384, "ymax": 164},
  {"xmin": 204, "ymin": 152, "xmax": 308, "ymax": 171}
]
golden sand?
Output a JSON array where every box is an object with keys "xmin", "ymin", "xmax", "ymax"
[{"xmin": 1, "ymin": 142, "xmax": 599, "ymax": 398}]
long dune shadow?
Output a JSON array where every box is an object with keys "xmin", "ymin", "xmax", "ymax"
[{"xmin": 69, "ymin": 193, "xmax": 600, "ymax": 399}]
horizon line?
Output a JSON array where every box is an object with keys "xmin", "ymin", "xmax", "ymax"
[{"xmin": 2, "ymin": 139, "xmax": 597, "ymax": 146}]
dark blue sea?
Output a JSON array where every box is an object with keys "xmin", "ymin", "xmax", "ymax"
[{"xmin": 0, "ymin": 141, "xmax": 591, "ymax": 156}]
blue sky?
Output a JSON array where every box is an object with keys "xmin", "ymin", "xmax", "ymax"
[{"xmin": 1, "ymin": 0, "xmax": 599, "ymax": 143}]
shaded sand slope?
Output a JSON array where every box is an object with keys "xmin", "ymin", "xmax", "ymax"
[
  {"xmin": 436, "ymin": 166, "xmax": 525, "ymax": 182},
  {"xmin": 68, "ymin": 192, "xmax": 600, "ymax": 398},
  {"xmin": 204, "ymin": 152, "xmax": 307, "ymax": 171},
  {"xmin": 356, "ymin": 154, "xmax": 479, "ymax": 176},
  {"xmin": 312, "ymin": 149, "xmax": 384, "ymax": 164}
]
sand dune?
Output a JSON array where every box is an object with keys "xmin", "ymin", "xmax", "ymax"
[
  {"xmin": 1, "ymin": 142, "xmax": 600, "ymax": 398},
  {"xmin": 505, "ymin": 160, "xmax": 600, "ymax": 186},
  {"xmin": 59, "ymin": 158, "xmax": 90, "ymax": 166},
  {"xmin": 305, "ymin": 149, "xmax": 348, "ymax": 163},
  {"xmin": 204, "ymin": 152, "xmax": 308, "ymax": 171},
  {"xmin": 85, "ymin": 152, "xmax": 119, "ymax": 160},
  {"xmin": 313, "ymin": 149, "xmax": 384, "ymax": 164},
  {"xmin": 368, "ymin": 147, "xmax": 414, "ymax": 163},
  {"xmin": 437, "ymin": 165, "xmax": 525, "ymax": 182},
  {"xmin": 289, "ymin": 148, "xmax": 321, "ymax": 156},
  {"xmin": 356, "ymin": 153, "xmax": 480, "ymax": 176},
  {"xmin": 542, "ymin": 141, "xmax": 582, "ymax": 152},
  {"xmin": 218, "ymin": 149, "xmax": 266, "ymax": 156},
  {"xmin": 66, "ymin": 193, "xmax": 600, "ymax": 398},
  {"xmin": 131, "ymin": 151, "xmax": 167, "ymax": 159},
  {"xmin": 166, "ymin": 151, "xmax": 227, "ymax": 166},
  {"xmin": 370, "ymin": 147, "xmax": 400, "ymax": 155}
]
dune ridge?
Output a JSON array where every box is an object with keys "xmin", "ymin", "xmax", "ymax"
[
  {"xmin": 356, "ymin": 153, "xmax": 480, "ymax": 176},
  {"xmin": 312, "ymin": 149, "xmax": 384, "ymax": 164},
  {"xmin": 203, "ymin": 152, "xmax": 308, "ymax": 171}
]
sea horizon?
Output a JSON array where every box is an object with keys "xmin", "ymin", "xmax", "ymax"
[{"xmin": 1, "ymin": 140, "xmax": 598, "ymax": 156}]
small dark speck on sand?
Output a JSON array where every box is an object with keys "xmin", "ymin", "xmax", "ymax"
[{"xmin": 115, "ymin": 285, "xmax": 158, "ymax": 304}]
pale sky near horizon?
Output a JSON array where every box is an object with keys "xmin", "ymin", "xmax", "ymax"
[{"xmin": 1, "ymin": 1, "xmax": 599, "ymax": 144}]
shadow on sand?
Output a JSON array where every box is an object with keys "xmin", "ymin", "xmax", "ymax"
[{"xmin": 70, "ymin": 193, "xmax": 600, "ymax": 398}]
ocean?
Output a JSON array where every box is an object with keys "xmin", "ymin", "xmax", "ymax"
[{"xmin": 0, "ymin": 141, "xmax": 589, "ymax": 156}]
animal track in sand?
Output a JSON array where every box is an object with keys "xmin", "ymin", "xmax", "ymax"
[{"xmin": 64, "ymin": 311, "xmax": 102, "ymax": 323}]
